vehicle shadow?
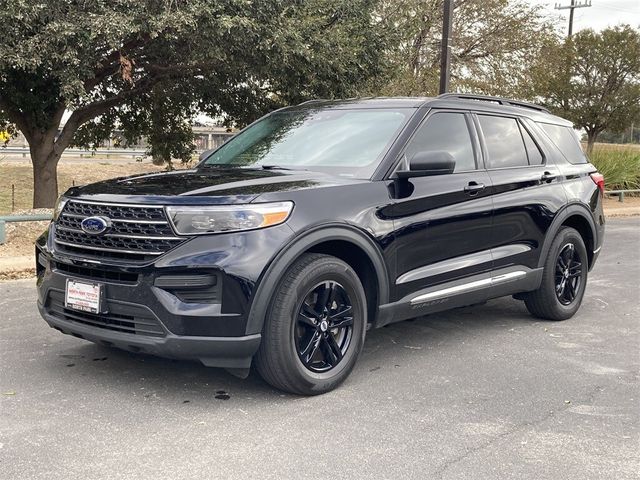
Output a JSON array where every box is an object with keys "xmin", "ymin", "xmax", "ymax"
[{"xmin": 46, "ymin": 296, "xmax": 538, "ymax": 401}]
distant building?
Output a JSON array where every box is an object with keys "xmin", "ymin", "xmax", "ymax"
[{"xmin": 193, "ymin": 126, "xmax": 236, "ymax": 150}]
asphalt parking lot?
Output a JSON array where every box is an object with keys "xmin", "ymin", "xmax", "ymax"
[{"xmin": 1, "ymin": 217, "xmax": 638, "ymax": 479}]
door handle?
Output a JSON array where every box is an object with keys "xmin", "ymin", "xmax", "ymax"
[
  {"xmin": 541, "ymin": 171, "xmax": 558, "ymax": 183},
  {"xmin": 464, "ymin": 182, "xmax": 485, "ymax": 195}
]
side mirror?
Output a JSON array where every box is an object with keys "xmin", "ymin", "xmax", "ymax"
[
  {"xmin": 198, "ymin": 149, "xmax": 215, "ymax": 162},
  {"xmin": 396, "ymin": 151, "xmax": 455, "ymax": 178}
]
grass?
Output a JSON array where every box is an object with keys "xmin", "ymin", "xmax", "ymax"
[
  {"xmin": 588, "ymin": 145, "xmax": 640, "ymax": 191},
  {"xmin": 0, "ymin": 161, "xmax": 165, "ymax": 214}
]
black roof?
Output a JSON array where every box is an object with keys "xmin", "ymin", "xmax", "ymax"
[
  {"xmin": 289, "ymin": 94, "xmax": 571, "ymax": 126},
  {"xmin": 291, "ymin": 97, "xmax": 432, "ymax": 109}
]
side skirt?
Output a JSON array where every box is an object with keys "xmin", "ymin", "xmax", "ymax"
[{"xmin": 375, "ymin": 266, "xmax": 543, "ymax": 328}]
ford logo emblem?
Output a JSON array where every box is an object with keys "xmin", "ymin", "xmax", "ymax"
[{"xmin": 80, "ymin": 216, "xmax": 111, "ymax": 235}]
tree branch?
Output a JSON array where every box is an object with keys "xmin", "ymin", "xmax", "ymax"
[
  {"xmin": 84, "ymin": 61, "xmax": 121, "ymax": 92},
  {"xmin": 84, "ymin": 35, "xmax": 152, "ymax": 92},
  {"xmin": 54, "ymin": 76, "xmax": 163, "ymax": 153},
  {"xmin": 0, "ymin": 96, "xmax": 33, "ymax": 141},
  {"xmin": 56, "ymin": 54, "xmax": 219, "ymax": 154}
]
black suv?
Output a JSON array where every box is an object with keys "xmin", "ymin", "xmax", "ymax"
[{"xmin": 36, "ymin": 94, "xmax": 605, "ymax": 395}]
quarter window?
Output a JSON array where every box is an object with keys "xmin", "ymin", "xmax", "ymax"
[
  {"xmin": 404, "ymin": 112, "xmax": 476, "ymax": 172},
  {"xmin": 478, "ymin": 115, "xmax": 528, "ymax": 169},
  {"xmin": 538, "ymin": 123, "xmax": 588, "ymax": 164}
]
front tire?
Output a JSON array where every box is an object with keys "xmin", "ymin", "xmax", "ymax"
[
  {"xmin": 255, "ymin": 253, "xmax": 367, "ymax": 395},
  {"xmin": 524, "ymin": 227, "xmax": 588, "ymax": 320}
]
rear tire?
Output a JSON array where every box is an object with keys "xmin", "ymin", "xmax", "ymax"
[
  {"xmin": 255, "ymin": 253, "xmax": 367, "ymax": 395},
  {"xmin": 524, "ymin": 227, "xmax": 588, "ymax": 321}
]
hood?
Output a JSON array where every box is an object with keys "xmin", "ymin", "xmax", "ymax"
[{"xmin": 64, "ymin": 167, "xmax": 367, "ymax": 205}]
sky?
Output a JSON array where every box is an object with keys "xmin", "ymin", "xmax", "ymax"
[{"xmin": 533, "ymin": 0, "xmax": 640, "ymax": 33}]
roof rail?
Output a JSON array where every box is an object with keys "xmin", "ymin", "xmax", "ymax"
[
  {"xmin": 437, "ymin": 93, "xmax": 550, "ymax": 113},
  {"xmin": 297, "ymin": 99, "xmax": 328, "ymax": 105}
]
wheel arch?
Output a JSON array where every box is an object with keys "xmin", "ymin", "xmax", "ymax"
[
  {"xmin": 538, "ymin": 203, "xmax": 597, "ymax": 270},
  {"xmin": 245, "ymin": 224, "xmax": 390, "ymax": 335}
]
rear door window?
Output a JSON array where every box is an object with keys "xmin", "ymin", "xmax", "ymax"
[
  {"xmin": 538, "ymin": 123, "xmax": 588, "ymax": 164},
  {"xmin": 521, "ymin": 125, "xmax": 544, "ymax": 165},
  {"xmin": 478, "ymin": 115, "xmax": 529, "ymax": 169}
]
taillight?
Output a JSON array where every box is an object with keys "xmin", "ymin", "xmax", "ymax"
[{"xmin": 590, "ymin": 172, "xmax": 605, "ymax": 195}]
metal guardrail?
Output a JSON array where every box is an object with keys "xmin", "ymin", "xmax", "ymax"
[
  {"xmin": 605, "ymin": 189, "xmax": 640, "ymax": 202},
  {"xmin": 2, "ymin": 146, "xmax": 149, "ymax": 158},
  {"xmin": 0, "ymin": 214, "xmax": 52, "ymax": 245},
  {"xmin": 2, "ymin": 146, "xmax": 216, "ymax": 158}
]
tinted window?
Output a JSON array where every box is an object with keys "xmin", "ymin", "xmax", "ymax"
[
  {"xmin": 521, "ymin": 125, "xmax": 544, "ymax": 164},
  {"xmin": 203, "ymin": 108, "xmax": 412, "ymax": 179},
  {"xmin": 478, "ymin": 115, "xmax": 528, "ymax": 168},
  {"xmin": 405, "ymin": 112, "xmax": 476, "ymax": 172},
  {"xmin": 538, "ymin": 123, "xmax": 588, "ymax": 164}
]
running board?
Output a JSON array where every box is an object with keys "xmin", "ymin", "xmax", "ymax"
[
  {"xmin": 375, "ymin": 266, "xmax": 542, "ymax": 328},
  {"xmin": 410, "ymin": 271, "xmax": 527, "ymax": 305}
]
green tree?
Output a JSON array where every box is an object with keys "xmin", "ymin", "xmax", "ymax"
[
  {"xmin": 530, "ymin": 25, "xmax": 640, "ymax": 153},
  {"xmin": 0, "ymin": 0, "xmax": 386, "ymax": 207},
  {"xmin": 376, "ymin": 0, "xmax": 555, "ymax": 97}
]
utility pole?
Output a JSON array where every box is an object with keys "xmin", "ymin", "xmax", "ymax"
[
  {"xmin": 554, "ymin": 0, "xmax": 592, "ymax": 37},
  {"xmin": 439, "ymin": 0, "xmax": 454, "ymax": 94}
]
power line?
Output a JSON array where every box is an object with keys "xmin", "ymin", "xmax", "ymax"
[
  {"xmin": 590, "ymin": 4, "xmax": 639, "ymax": 14},
  {"xmin": 554, "ymin": 0, "xmax": 593, "ymax": 37}
]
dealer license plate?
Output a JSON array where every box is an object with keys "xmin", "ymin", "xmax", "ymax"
[{"xmin": 65, "ymin": 279, "xmax": 102, "ymax": 314}]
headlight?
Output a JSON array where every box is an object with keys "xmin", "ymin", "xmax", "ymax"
[
  {"xmin": 52, "ymin": 196, "xmax": 68, "ymax": 221},
  {"xmin": 165, "ymin": 202, "xmax": 294, "ymax": 235}
]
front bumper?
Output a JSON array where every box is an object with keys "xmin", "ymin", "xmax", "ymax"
[
  {"xmin": 38, "ymin": 302, "xmax": 261, "ymax": 368},
  {"xmin": 35, "ymin": 223, "xmax": 295, "ymax": 368}
]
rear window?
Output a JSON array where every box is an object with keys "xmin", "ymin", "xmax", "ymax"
[{"xmin": 538, "ymin": 123, "xmax": 588, "ymax": 164}]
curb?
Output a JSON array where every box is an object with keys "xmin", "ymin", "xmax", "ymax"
[
  {"xmin": 603, "ymin": 207, "xmax": 640, "ymax": 217},
  {"xmin": 0, "ymin": 255, "xmax": 34, "ymax": 280}
]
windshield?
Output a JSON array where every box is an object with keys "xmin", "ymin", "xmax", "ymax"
[{"xmin": 201, "ymin": 108, "xmax": 413, "ymax": 178}]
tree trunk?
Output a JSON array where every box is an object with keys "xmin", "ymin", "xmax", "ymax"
[
  {"xmin": 585, "ymin": 130, "xmax": 598, "ymax": 155},
  {"xmin": 30, "ymin": 141, "xmax": 62, "ymax": 209}
]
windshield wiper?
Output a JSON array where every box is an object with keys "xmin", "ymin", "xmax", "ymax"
[
  {"xmin": 260, "ymin": 165, "xmax": 308, "ymax": 171},
  {"xmin": 199, "ymin": 163, "xmax": 239, "ymax": 169}
]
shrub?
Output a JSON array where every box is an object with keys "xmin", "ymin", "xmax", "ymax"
[{"xmin": 588, "ymin": 146, "xmax": 640, "ymax": 191}]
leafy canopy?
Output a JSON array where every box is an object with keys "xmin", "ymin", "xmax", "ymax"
[
  {"xmin": 0, "ymin": 0, "xmax": 386, "ymax": 158},
  {"xmin": 529, "ymin": 25, "xmax": 640, "ymax": 151},
  {"xmin": 0, "ymin": 0, "xmax": 387, "ymax": 206},
  {"xmin": 376, "ymin": 0, "xmax": 556, "ymax": 97}
]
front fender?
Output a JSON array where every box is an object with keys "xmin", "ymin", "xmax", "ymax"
[{"xmin": 244, "ymin": 223, "xmax": 391, "ymax": 335}]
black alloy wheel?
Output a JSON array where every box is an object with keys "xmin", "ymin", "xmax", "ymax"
[
  {"xmin": 524, "ymin": 226, "xmax": 588, "ymax": 321},
  {"xmin": 554, "ymin": 243, "xmax": 583, "ymax": 305},
  {"xmin": 255, "ymin": 253, "xmax": 367, "ymax": 395},
  {"xmin": 294, "ymin": 281, "xmax": 354, "ymax": 373}
]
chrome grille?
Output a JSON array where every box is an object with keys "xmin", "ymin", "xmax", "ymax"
[
  {"xmin": 63, "ymin": 201, "xmax": 166, "ymax": 221},
  {"xmin": 54, "ymin": 200, "xmax": 184, "ymax": 262}
]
